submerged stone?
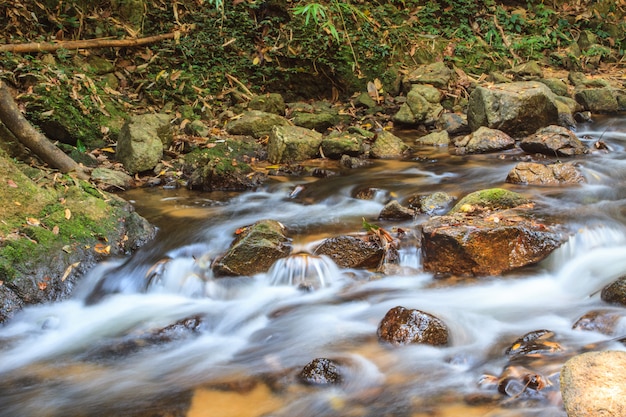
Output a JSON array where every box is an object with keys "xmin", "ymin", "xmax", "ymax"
[
  {"xmin": 299, "ymin": 358, "xmax": 343, "ymax": 385},
  {"xmin": 377, "ymin": 306, "xmax": 449, "ymax": 346}
]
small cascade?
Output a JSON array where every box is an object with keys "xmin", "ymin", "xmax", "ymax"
[{"xmin": 266, "ymin": 253, "xmax": 343, "ymax": 290}]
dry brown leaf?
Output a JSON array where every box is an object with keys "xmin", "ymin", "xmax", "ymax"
[
  {"xmin": 61, "ymin": 262, "xmax": 81, "ymax": 282},
  {"xmin": 26, "ymin": 217, "xmax": 41, "ymax": 226},
  {"xmin": 65, "ymin": 208, "xmax": 72, "ymax": 220},
  {"xmin": 52, "ymin": 225, "xmax": 60, "ymax": 235},
  {"xmin": 7, "ymin": 179, "xmax": 18, "ymax": 188},
  {"xmin": 94, "ymin": 243, "xmax": 111, "ymax": 255}
]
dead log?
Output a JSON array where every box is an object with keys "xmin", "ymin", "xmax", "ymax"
[
  {"xmin": 0, "ymin": 30, "xmax": 188, "ymax": 54},
  {"xmin": 0, "ymin": 81, "xmax": 83, "ymax": 175}
]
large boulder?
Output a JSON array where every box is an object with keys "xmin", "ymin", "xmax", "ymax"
[
  {"xmin": 248, "ymin": 93, "xmax": 286, "ymax": 116},
  {"xmin": 421, "ymin": 188, "xmax": 563, "ymax": 276},
  {"xmin": 267, "ymin": 125, "xmax": 323, "ymax": 163},
  {"xmin": 212, "ymin": 220, "xmax": 292, "ymax": 277},
  {"xmin": 506, "ymin": 161, "xmax": 584, "ymax": 186},
  {"xmin": 574, "ymin": 87, "xmax": 620, "ymax": 113},
  {"xmin": 601, "ymin": 275, "xmax": 626, "ymax": 306},
  {"xmin": 377, "ymin": 306, "xmax": 449, "ymax": 346},
  {"xmin": 467, "ymin": 82, "xmax": 559, "ymax": 137},
  {"xmin": 403, "ymin": 62, "xmax": 452, "ymax": 89},
  {"xmin": 225, "ymin": 110, "xmax": 290, "ymax": 138},
  {"xmin": 561, "ymin": 351, "xmax": 626, "ymax": 417},
  {"xmin": 520, "ymin": 125, "xmax": 587, "ymax": 157},
  {"xmin": 314, "ymin": 235, "xmax": 387, "ymax": 269},
  {"xmin": 116, "ymin": 113, "xmax": 172, "ymax": 174},
  {"xmin": 320, "ymin": 130, "xmax": 368, "ymax": 159}
]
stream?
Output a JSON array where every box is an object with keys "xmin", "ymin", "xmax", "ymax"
[{"xmin": 2, "ymin": 116, "xmax": 626, "ymax": 417}]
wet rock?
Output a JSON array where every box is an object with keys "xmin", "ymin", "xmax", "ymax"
[
  {"xmin": 379, "ymin": 200, "xmax": 415, "ymax": 220},
  {"xmin": 248, "ymin": 93, "xmax": 286, "ymax": 116},
  {"xmin": 212, "ymin": 220, "xmax": 292, "ymax": 277},
  {"xmin": 314, "ymin": 235, "xmax": 385, "ymax": 269},
  {"xmin": 225, "ymin": 110, "xmax": 290, "ymax": 138},
  {"xmin": 415, "ymin": 130, "xmax": 449, "ymax": 146},
  {"xmin": 573, "ymin": 309, "xmax": 623, "ymax": 335},
  {"xmin": 574, "ymin": 87, "xmax": 620, "ymax": 113},
  {"xmin": 299, "ymin": 358, "xmax": 343, "ymax": 385},
  {"xmin": 454, "ymin": 127, "xmax": 515, "ymax": 154},
  {"xmin": 403, "ymin": 62, "xmax": 452, "ymax": 89},
  {"xmin": 393, "ymin": 84, "xmax": 443, "ymax": 126},
  {"xmin": 422, "ymin": 189, "xmax": 563, "ymax": 276},
  {"xmin": 520, "ymin": 125, "xmax": 587, "ymax": 157},
  {"xmin": 267, "ymin": 125, "xmax": 323, "ymax": 164},
  {"xmin": 321, "ymin": 131, "xmax": 367, "ymax": 159},
  {"xmin": 506, "ymin": 162, "xmax": 584, "ymax": 186},
  {"xmin": 116, "ymin": 113, "xmax": 172, "ymax": 174},
  {"xmin": 370, "ymin": 130, "xmax": 409, "ymax": 159},
  {"xmin": 601, "ymin": 275, "xmax": 626, "ymax": 306},
  {"xmin": 377, "ymin": 306, "xmax": 449, "ymax": 346},
  {"xmin": 0, "ymin": 285, "xmax": 24, "ymax": 323},
  {"xmin": 505, "ymin": 330, "xmax": 561, "ymax": 361},
  {"xmin": 407, "ymin": 191, "xmax": 456, "ymax": 215},
  {"xmin": 561, "ymin": 350, "xmax": 626, "ymax": 417},
  {"xmin": 340, "ymin": 154, "xmax": 370, "ymax": 169},
  {"xmin": 467, "ymin": 81, "xmax": 559, "ymax": 137},
  {"xmin": 353, "ymin": 186, "xmax": 390, "ymax": 202}
]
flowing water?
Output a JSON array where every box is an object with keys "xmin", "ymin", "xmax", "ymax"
[{"xmin": 2, "ymin": 116, "xmax": 626, "ymax": 417}]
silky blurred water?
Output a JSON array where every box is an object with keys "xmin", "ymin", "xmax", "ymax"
[{"xmin": 1, "ymin": 116, "xmax": 626, "ymax": 417}]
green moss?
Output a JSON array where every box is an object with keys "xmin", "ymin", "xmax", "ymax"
[
  {"xmin": 449, "ymin": 188, "xmax": 529, "ymax": 214},
  {"xmin": 184, "ymin": 139, "xmax": 258, "ymax": 174}
]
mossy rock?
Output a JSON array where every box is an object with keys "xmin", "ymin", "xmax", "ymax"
[{"xmin": 448, "ymin": 188, "xmax": 529, "ymax": 214}]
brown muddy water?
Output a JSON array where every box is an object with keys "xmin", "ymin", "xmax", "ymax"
[{"xmin": 1, "ymin": 116, "xmax": 626, "ymax": 417}]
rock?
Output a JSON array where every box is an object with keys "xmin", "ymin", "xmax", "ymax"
[
  {"xmin": 508, "ymin": 61, "xmax": 543, "ymax": 80},
  {"xmin": 448, "ymin": 188, "xmax": 529, "ymax": 214},
  {"xmin": 0, "ymin": 285, "xmax": 24, "ymax": 323},
  {"xmin": 183, "ymin": 139, "xmax": 266, "ymax": 191},
  {"xmin": 416, "ymin": 130, "xmax": 449, "ymax": 146},
  {"xmin": 185, "ymin": 120, "xmax": 210, "ymax": 137},
  {"xmin": 393, "ymin": 84, "xmax": 444, "ymax": 126},
  {"xmin": 290, "ymin": 102, "xmax": 342, "ymax": 132},
  {"xmin": 568, "ymin": 71, "xmax": 610, "ymax": 88},
  {"xmin": 340, "ymin": 155, "xmax": 370, "ymax": 169},
  {"xmin": 577, "ymin": 30, "xmax": 598, "ymax": 50},
  {"xmin": 407, "ymin": 191, "xmax": 456, "ymax": 215},
  {"xmin": 520, "ymin": 125, "xmax": 587, "ymax": 157},
  {"xmin": 321, "ymin": 131, "xmax": 367, "ymax": 159},
  {"xmin": 353, "ymin": 92, "xmax": 378, "ymax": 109},
  {"xmin": 505, "ymin": 329, "xmax": 561, "ymax": 361},
  {"xmin": 352, "ymin": 186, "xmax": 390, "ymax": 202},
  {"xmin": 267, "ymin": 125, "xmax": 323, "ymax": 163},
  {"xmin": 436, "ymin": 112, "xmax": 469, "ymax": 135},
  {"xmin": 404, "ymin": 62, "xmax": 452, "ymax": 89},
  {"xmin": 116, "ymin": 113, "xmax": 172, "ymax": 174},
  {"xmin": 539, "ymin": 78, "xmax": 569, "ymax": 97},
  {"xmin": 248, "ymin": 93, "xmax": 286, "ymax": 116},
  {"xmin": 370, "ymin": 130, "xmax": 409, "ymax": 159},
  {"xmin": 379, "ymin": 200, "xmax": 415, "ymax": 220},
  {"xmin": 561, "ymin": 351, "xmax": 626, "ymax": 417},
  {"xmin": 299, "ymin": 358, "xmax": 343, "ymax": 385},
  {"xmin": 226, "ymin": 110, "xmax": 290, "ymax": 138},
  {"xmin": 422, "ymin": 188, "xmax": 563, "ymax": 276},
  {"xmin": 601, "ymin": 275, "xmax": 626, "ymax": 306},
  {"xmin": 454, "ymin": 127, "xmax": 515, "ymax": 154},
  {"xmin": 377, "ymin": 306, "xmax": 449, "ymax": 346},
  {"xmin": 572, "ymin": 309, "xmax": 623, "ymax": 335},
  {"xmin": 90, "ymin": 167, "xmax": 135, "ymax": 190},
  {"xmin": 212, "ymin": 220, "xmax": 292, "ymax": 277},
  {"xmin": 574, "ymin": 87, "xmax": 620, "ymax": 113},
  {"xmin": 506, "ymin": 162, "xmax": 584, "ymax": 185},
  {"xmin": 314, "ymin": 235, "xmax": 385, "ymax": 269},
  {"xmin": 467, "ymin": 81, "xmax": 559, "ymax": 137}
]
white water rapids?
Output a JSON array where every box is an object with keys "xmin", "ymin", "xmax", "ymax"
[{"xmin": 1, "ymin": 116, "xmax": 626, "ymax": 417}]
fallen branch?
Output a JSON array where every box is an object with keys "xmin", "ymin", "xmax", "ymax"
[
  {"xmin": 0, "ymin": 81, "xmax": 86, "ymax": 177},
  {"xmin": 0, "ymin": 28, "xmax": 190, "ymax": 54}
]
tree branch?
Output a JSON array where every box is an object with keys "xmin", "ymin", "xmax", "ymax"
[
  {"xmin": 0, "ymin": 29, "xmax": 190, "ymax": 54},
  {"xmin": 0, "ymin": 81, "xmax": 84, "ymax": 176}
]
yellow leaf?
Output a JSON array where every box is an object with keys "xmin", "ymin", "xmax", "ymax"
[
  {"xmin": 26, "ymin": 217, "xmax": 41, "ymax": 226},
  {"xmin": 101, "ymin": 147, "xmax": 116, "ymax": 153},
  {"xmin": 65, "ymin": 208, "xmax": 72, "ymax": 220},
  {"xmin": 94, "ymin": 243, "xmax": 111, "ymax": 255},
  {"xmin": 252, "ymin": 56, "xmax": 260, "ymax": 65},
  {"xmin": 61, "ymin": 262, "xmax": 80, "ymax": 281}
]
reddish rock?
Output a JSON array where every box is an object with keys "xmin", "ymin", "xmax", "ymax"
[
  {"xmin": 506, "ymin": 161, "xmax": 584, "ymax": 185},
  {"xmin": 377, "ymin": 306, "xmax": 449, "ymax": 346}
]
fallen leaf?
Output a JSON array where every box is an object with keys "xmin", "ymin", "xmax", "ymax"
[
  {"xmin": 61, "ymin": 262, "xmax": 80, "ymax": 281},
  {"xmin": 37, "ymin": 281, "xmax": 48, "ymax": 290},
  {"xmin": 26, "ymin": 217, "xmax": 41, "ymax": 226},
  {"xmin": 52, "ymin": 225, "xmax": 60, "ymax": 235},
  {"xmin": 65, "ymin": 208, "xmax": 72, "ymax": 220},
  {"xmin": 94, "ymin": 243, "xmax": 111, "ymax": 255},
  {"xmin": 7, "ymin": 179, "xmax": 17, "ymax": 188}
]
